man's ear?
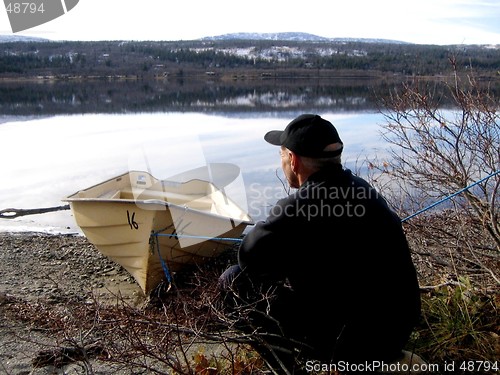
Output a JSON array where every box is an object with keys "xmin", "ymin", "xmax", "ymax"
[{"xmin": 289, "ymin": 151, "xmax": 301, "ymax": 174}]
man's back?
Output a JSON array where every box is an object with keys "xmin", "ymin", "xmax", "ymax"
[
  {"xmin": 221, "ymin": 114, "xmax": 421, "ymax": 368},
  {"xmin": 239, "ymin": 165, "xmax": 421, "ymax": 362}
]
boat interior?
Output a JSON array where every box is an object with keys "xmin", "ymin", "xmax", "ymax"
[{"xmin": 68, "ymin": 170, "xmax": 250, "ymax": 221}]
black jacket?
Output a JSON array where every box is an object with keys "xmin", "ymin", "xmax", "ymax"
[{"xmin": 238, "ymin": 165, "xmax": 421, "ymax": 361}]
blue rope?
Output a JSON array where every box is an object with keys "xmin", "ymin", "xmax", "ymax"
[
  {"xmin": 401, "ymin": 170, "xmax": 500, "ymax": 222},
  {"xmin": 155, "ymin": 233, "xmax": 243, "ymax": 242},
  {"xmin": 152, "ymin": 232, "xmax": 172, "ymax": 284},
  {"xmin": 149, "ymin": 169, "xmax": 499, "ymax": 284},
  {"xmin": 150, "ymin": 230, "xmax": 242, "ymax": 285}
]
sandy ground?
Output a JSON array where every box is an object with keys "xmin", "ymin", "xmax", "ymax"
[{"xmin": 0, "ymin": 232, "xmax": 145, "ymax": 374}]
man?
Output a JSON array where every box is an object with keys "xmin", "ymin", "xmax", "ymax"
[{"xmin": 219, "ymin": 114, "xmax": 421, "ymax": 372}]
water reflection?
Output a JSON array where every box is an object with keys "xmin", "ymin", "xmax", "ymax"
[
  {"xmin": 0, "ymin": 78, "xmax": 394, "ymax": 115},
  {"xmin": 0, "ymin": 112, "xmax": 387, "ymax": 233}
]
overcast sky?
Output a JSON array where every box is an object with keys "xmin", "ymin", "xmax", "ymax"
[{"xmin": 1, "ymin": 0, "xmax": 500, "ymax": 45}]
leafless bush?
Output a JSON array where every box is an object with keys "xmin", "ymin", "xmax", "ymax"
[{"xmin": 366, "ymin": 60, "xmax": 499, "ymax": 288}]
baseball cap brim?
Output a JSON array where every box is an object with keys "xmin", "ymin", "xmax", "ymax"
[{"xmin": 264, "ymin": 130, "xmax": 283, "ymax": 146}]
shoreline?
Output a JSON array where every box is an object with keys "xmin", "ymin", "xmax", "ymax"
[
  {"xmin": 0, "ymin": 231, "xmax": 142, "ymax": 303},
  {"xmin": 0, "ymin": 231, "xmax": 143, "ymax": 374},
  {"xmin": 1, "ymin": 228, "xmax": 498, "ymax": 374}
]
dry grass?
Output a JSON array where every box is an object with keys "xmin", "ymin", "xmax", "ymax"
[{"xmin": 1, "ymin": 213, "xmax": 498, "ymax": 374}]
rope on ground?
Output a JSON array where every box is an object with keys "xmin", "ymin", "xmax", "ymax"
[{"xmin": 0, "ymin": 205, "xmax": 70, "ymax": 219}]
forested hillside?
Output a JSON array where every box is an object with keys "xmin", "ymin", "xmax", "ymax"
[{"xmin": 1, "ymin": 39, "xmax": 499, "ymax": 79}]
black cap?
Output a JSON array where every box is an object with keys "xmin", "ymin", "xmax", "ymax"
[{"xmin": 264, "ymin": 114, "xmax": 343, "ymax": 157}]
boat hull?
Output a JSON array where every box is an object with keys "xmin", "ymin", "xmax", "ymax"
[{"xmin": 65, "ymin": 170, "xmax": 252, "ymax": 295}]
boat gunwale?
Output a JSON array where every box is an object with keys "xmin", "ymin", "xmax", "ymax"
[
  {"xmin": 63, "ymin": 169, "xmax": 242, "ymax": 201},
  {"xmin": 63, "ymin": 196, "xmax": 253, "ymax": 225},
  {"xmin": 62, "ymin": 170, "xmax": 254, "ymax": 225}
]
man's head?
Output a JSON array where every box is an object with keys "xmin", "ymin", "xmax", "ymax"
[
  {"xmin": 265, "ymin": 114, "xmax": 343, "ymax": 188},
  {"xmin": 264, "ymin": 114, "xmax": 343, "ymax": 158}
]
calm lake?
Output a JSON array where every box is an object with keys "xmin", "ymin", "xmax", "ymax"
[{"xmin": 0, "ymin": 79, "xmax": 393, "ymax": 233}]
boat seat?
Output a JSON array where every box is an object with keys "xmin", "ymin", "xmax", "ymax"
[
  {"xmin": 98, "ymin": 190, "xmax": 121, "ymax": 199},
  {"xmin": 119, "ymin": 188, "xmax": 214, "ymax": 210}
]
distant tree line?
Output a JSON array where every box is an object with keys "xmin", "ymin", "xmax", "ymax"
[{"xmin": 0, "ymin": 40, "xmax": 499, "ymax": 79}]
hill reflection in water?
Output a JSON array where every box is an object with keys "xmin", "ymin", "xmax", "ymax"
[{"xmin": 0, "ymin": 78, "xmax": 393, "ymax": 115}]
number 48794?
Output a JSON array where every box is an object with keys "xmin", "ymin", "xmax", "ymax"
[{"xmin": 5, "ymin": 2, "xmax": 45, "ymax": 14}]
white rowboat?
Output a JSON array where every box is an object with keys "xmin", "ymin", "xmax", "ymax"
[{"xmin": 64, "ymin": 165, "xmax": 253, "ymax": 295}]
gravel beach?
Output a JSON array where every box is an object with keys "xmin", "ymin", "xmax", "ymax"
[
  {"xmin": 1, "ymin": 226, "xmax": 498, "ymax": 374},
  {"xmin": 0, "ymin": 232, "xmax": 144, "ymax": 374}
]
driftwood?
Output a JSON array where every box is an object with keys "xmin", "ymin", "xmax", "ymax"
[
  {"xmin": 32, "ymin": 342, "xmax": 107, "ymax": 368},
  {"xmin": 0, "ymin": 205, "xmax": 70, "ymax": 219}
]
